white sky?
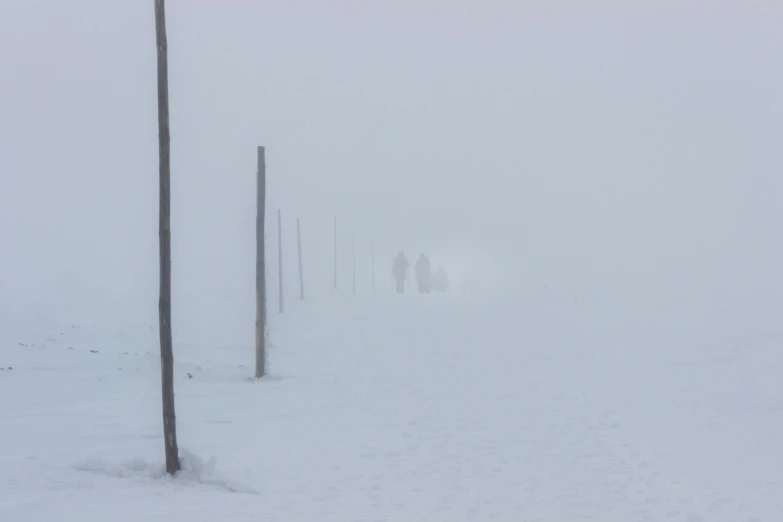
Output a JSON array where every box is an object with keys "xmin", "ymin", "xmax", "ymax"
[{"xmin": 1, "ymin": 0, "xmax": 781, "ymax": 303}]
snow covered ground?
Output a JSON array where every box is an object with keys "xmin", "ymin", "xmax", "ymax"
[{"xmin": 2, "ymin": 286, "xmax": 783, "ymax": 521}]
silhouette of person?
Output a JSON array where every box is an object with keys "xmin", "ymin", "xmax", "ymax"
[
  {"xmin": 415, "ymin": 253, "xmax": 432, "ymax": 294},
  {"xmin": 392, "ymin": 251, "xmax": 409, "ymax": 294}
]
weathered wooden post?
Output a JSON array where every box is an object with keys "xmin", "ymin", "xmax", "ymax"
[
  {"xmin": 278, "ymin": 208, "xmax": 284, "ymax": 314},
  {"xmin": 154, "ymin": 0, "xmax": 180, "ymax": 475},
  {"xmin": 297, "ymin": 217, "xmax": 304, "ymax": 300},
  {"xmin": 255, "ymin": 146, "xmax": 266, "ymax": 378}
]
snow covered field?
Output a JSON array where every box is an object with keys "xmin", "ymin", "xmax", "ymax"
[{"xmin": 2, "ymin": 286, "xmax": 782, "ymax": 521}]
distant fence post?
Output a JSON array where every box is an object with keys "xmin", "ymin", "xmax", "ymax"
[
  {"xmin": 333, "ymin": 216, "xmax": 337, "ymax": 289},
  {"xmin": 297, "ymin": 217, "xmax": 304, "ymax": 300},
  {"xmin": 255, "ymin": 146, "xmax": 266, "ymax": 378},
  {"xmin": 372, "ymin": 240, "xmax": 376, "ymax": 295},
  {"xmin": 352, "ymin": 235, "xmax": 356, "ymax": 295},
  {"xmin": 278, "ymin": 208, "xmax": 284, "ymax": 314}
]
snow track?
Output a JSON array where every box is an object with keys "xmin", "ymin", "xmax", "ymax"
[{"xmin": 1, "ymin": 289, "xmax": 782, "ymax": 521}]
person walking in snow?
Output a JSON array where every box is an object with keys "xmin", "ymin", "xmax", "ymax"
[
  {"xmin": 433, "ymin": 265, "xmax": 449, "ymax": 292},
  {"xmin": 392, "ymin": 251, "xmax": 409, "ymax": 294},
  {"xmin": 415, "ymin": 253, "xmax": 432, "ymax": 294}
]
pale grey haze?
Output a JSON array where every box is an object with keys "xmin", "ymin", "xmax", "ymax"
[{"xmin": 1, "ymin": 0, "xmax": 781, "ymax": 305}]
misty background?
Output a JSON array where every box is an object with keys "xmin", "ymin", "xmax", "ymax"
[{"xmin": 1, "ymin": 0, "xmax": 781, "ymax": 310}]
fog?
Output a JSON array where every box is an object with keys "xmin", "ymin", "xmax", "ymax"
[{"xmin": 1, "ymin": 0, "xmax": 781, "ymax": 307}]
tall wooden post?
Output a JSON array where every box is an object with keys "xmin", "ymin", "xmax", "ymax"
[
  {"xmin": 278, "ymin": 209, "xmax": 284, "ymax": 314},
  {"xmin": 154, "ymin": 0, "xmax": 179, "ymax": 475},
  {"xmin": 352, "ymin": 235, "xmax": 356, "ymax": 295},
  {"xmin": 333, "ymin": 216, "xmax": 337, "ymax": 289},
  {"xmin": 297, "ymin": 217, "xmax": 304, "ymax": 300},
  {"xmin": 255, "ymin": 146, "xmax": 266, "ymax": 378}
]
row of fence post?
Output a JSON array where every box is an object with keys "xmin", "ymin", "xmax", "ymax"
[
  {"xmin": 255, "ymin": 146, "xmax": 382, "ymax": 379},
  {"xmin": 273, "ymin": 209, "xmax": 376, "ymax": 304}
]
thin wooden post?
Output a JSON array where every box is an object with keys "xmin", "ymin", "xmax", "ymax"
[
  {"xmin": 154, "ymin": 0, "xmax": 180, "ymax": 475},
  {"xmin": 255, "ymin": 146, "xmax": 266, "ymax": 378},
  {"xmin": 278, "ymin": 209, "xmax": 284, "ymax": 314},
  {"xmin": 352, "ymin": 235, "xmax": 356, "ymax": 295},
  {"xmin": 333, "ymin": 216, "xmax": 337, "ymax": 289},
  {"xmin": 297, "ymin": 217, "xmax": 304, "ymax": 300},
  {"xmin": 372, "ymin": 240, "xmax": 376, "ymax": 295}
]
